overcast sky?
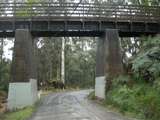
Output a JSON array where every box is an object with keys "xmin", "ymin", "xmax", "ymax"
[
  {"xmin": 2, "ymin": 38, "xmax": 14, "ymax": 60},
  {"xmin": 1, "ymin": 0, "xmax": 134, "ymax": 60}
]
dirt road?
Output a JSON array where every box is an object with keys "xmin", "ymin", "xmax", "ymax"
[{"xmin": 29, "ymin": 90, "xmax": 131, "ymax": 120}]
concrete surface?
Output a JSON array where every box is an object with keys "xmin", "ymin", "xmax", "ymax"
[
  {"xmin": 96, "ymin": 29, "xmax": 123, "ymax": 94},
  {"xmin": 7, "ymin": 79, "xmax": 38, "ymax": 110},
  {"xmin": 29, "ymin": 90, "xmax": 130, "ymax": 120},
  {"xmin": 11, "ymin": 29, "xmax": 37, "ymax": 82},
  {"xmin": 95, "ymin": 76, "xmax": 106, "ymax": 99}
]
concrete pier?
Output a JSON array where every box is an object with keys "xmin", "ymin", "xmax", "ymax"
[
  {"xmin": 7, "ymin": 29, "xmax": 38, "ymax": 110},
  {"xmin": 95, "ymin": 29, "xmax": 123, "ymax": 99}
]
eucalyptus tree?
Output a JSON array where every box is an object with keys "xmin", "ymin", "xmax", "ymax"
[
  {"xmin": 36, "ymin": 37, "xmax": 62, "ymax": 87},
  {"xmin": 65, "ymin": 37, "xmax": 96, "ymax": 88}
]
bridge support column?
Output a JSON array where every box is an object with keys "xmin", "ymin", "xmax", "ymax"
[
  {"xmin": 95, "ymin": 29, "xmax": 123, "ymax": 99},
  {"xmin": 7, "ymin": 29, "xmax": 38, "ymax": 110}
]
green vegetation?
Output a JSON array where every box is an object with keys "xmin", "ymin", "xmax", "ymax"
[
  {"xmin": 0, "ymin": 0, "xmax": 160, "ymax": 119},
  {"xmin": 106, "ymin": 82, "xmax": 160, "ymax": 119},
  {"xmin": 88, "ymin": 91, "xmax": 96, "ymax": 100},
  {"xmin": 0, "ymin": 99, "xmax": 39, "ymax": 120},
  {"xmin": 105, "ymin": 36, "xmax": 160, "ymax": 120},
  {"xmin": 129, "ymin": 0, "xmax": 159, "ymax": 5},
  {"xmin": 0, "ymin": 59, "xmax": 10, "ymax": 92},
  {"xmin": 0, "ymin": 38, "xmax": 11, "ymax": 95},
  {"xmin": 65, "ymin": 38, "xmax": 96, "ymax": 88},
  {"xmin": 0, "ymin": 107, "xmax": 34, "ymax": 120},
  {"xmin": 0, "ymin": 0, "xmax": 158, "ymax": 92},
  {"xmin": 37, "ymin": 37, "xmax": 96, "ymax": 89}
]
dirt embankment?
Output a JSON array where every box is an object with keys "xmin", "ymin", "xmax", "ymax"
[{"xmin": 0, "ymin": 91, "xmax": 7, "ymax": 113}]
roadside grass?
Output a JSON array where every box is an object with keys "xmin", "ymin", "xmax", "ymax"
[
  {"xmin": 0, "ymin": 97, "xmax": 42, "ymax": 120},
  {"xmin": 0, "ymin": 106, "xmax": 34, "ymax": 120},
  {"xmin": 88, "ymin": 91, "xmax": 96, "ymax": 100},
  {"xmin": 105, "ymin": 83, "xmax": 160, "ymax": 120},
  {"xmin": 88, "ymin": 91, "xmax": 140, "ymax": 120},
  {"xmin": 0, "ymin": 91, "xmax": 7, "ymax": 114},
  {"xmin": 88, "ymin": 85, "xmax": 160, "ymax": 120}
]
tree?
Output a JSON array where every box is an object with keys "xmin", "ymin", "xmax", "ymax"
[
  {"xmin": 36, "ymin": 36, "xmax": 96, "ymax": 89},
  {"xmin": 36, "ymin": 37, "xmax": 62, "ymax": 87},
  {"xmin": 61, "ymin": 37, "xmax": 65, "ymax": 84},
  {"xmin": 132, "ymin": 36, "xmax": 160, "ymax": 83},
  {"xmin": 65, "ymin": 37, "xmax": 96, "ymax": 88},
  {"xmin": 0, "ymin": 38, "xmax": 11, "ymax": 92}
]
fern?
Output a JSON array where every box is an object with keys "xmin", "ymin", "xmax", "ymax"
[{"xmin": 131, "ymin": 36, "xmax": 160, "ymax": 81}]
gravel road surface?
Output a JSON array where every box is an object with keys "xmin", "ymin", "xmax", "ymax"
[{"xmin": 29, "ymin": 90, "xmax": 131, "ymax": 120}]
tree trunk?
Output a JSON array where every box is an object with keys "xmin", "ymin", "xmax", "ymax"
[
  {"xmin": 0, "ymin": 38, "xmax": 4, "ymax": 63},
  {"xmin": 61, "ymin": 37, "xmax": 65, "ymax": 84}
]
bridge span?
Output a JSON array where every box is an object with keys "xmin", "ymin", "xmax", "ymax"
[
  {"xmin": 0, "ymin": 2, "xmax": 160, "ymax": 37},
  {"xmin": 4, "ymin": 2, "xmax": 160, "ymax": 109}
]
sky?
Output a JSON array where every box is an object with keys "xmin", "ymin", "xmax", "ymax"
[
  {"xmin": 2, "ymin": 37, "xmax": 133, "ymax": 61},
  {"xmin": 2, "ymin": 38, "xmax": 14, "ymax": 60},
  {"xmin": 1, "ymin": 0, "xmax": 134, "ymax": 60}
]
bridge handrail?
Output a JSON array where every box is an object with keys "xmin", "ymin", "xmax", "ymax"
[
  {"xmin": 0, "ymin": 2, "xmax": 159, "ymax": 22},
  {"xmin": 0, "ymin": 2, "xmax": 159, "ymax": 6}
]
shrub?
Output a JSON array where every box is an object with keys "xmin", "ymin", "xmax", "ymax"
[
  {"xmin": 106, "ymin": 82, "xmax": 160, "ymax": 120},
  {"xmin": 106, "ymin": 36, "xmax": 160, "ymax": 120},
  {"xmin": 107, "ymin": 85, "xmax": 137, "ymax": 113},
  {"xmin": 137, "ymin": 88, "xmax": 160, "ymax": 120},
  {"xmin": 132, "ymin": 36, "xmax": 160, "ymax": 83}
]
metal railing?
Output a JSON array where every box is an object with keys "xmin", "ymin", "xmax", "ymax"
[{"xmin": 0, "ymin": 2, "xmax": 159, "ymax": 22}]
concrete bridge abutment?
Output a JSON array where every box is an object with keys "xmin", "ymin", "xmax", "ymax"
[
  {"xmin": 95, "ymin": 29, "xmax": 123, "ymax": 99},
  {"xmin": 7, "ymin": 29, "xmax": 38, "ymax": 110}
]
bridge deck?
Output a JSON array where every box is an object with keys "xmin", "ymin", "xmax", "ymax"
[{"xmin": 0, "ymin": 2, "xmax": 159, "ymax": 37}]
